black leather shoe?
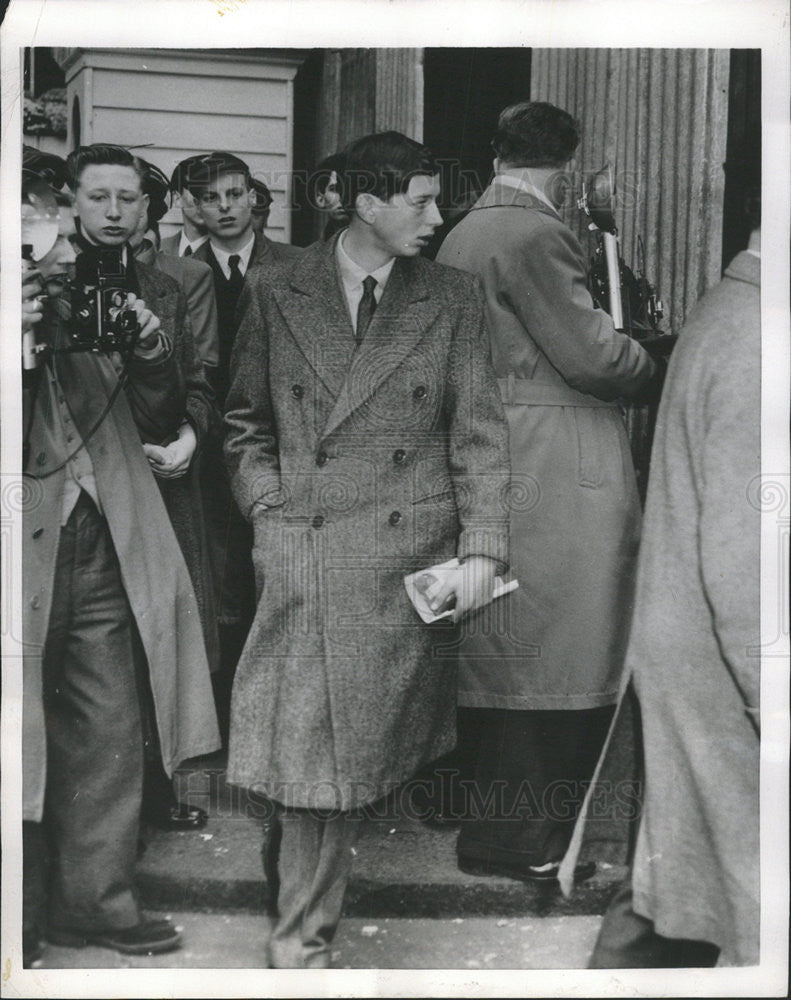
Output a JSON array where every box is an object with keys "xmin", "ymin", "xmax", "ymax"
[
  {"xmin": 145, "ymin": 803, "xmax": 209, "ymax": 831},
  {"xmin": 48, "ymin": 918, "xmax": 182, "ymax": 955},
  {"xmin": 458, "ymin": 855, "xmax": 596, "ymax": 884}
]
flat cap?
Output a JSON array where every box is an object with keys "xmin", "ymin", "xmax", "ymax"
[{"xmin": 184, "ymin": 151, "xmax": 251, "ymax": 194}]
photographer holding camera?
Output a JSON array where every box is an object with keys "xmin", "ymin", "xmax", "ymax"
[{"xmin": 22, "ymin": 146, "xmax": 220, "ymax": 965}]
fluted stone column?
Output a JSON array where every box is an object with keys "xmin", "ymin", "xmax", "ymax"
[{"xmin": 532, "ymin": 48, "xmax": 730, "ymax": 333}]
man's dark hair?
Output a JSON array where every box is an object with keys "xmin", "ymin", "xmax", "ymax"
[
  {"xmin": 307, "ymin": 151, "xmax": 346, "ymax": 205},
  {"xmin": 23, "ymin": 145, "xmax": 69, "ymax": 191},
  {"xmin": 340, "ymin": 131, "xmax": 437, "ymax": 213},
  {"xmin": 492, "ymin": 102, "xmax": 580, "ymax": 168},
  {"xmin": 169, "ymin": 154, "xmax": 209, "ymax": 194},
  {"xmin": 137, "ymin": 157, "xmax": 171, "ymax": 230},
  {"xmin": 65, "ymin": 144, "xmax": 146, "ymax": 190},
  {"xmin": 183, "ymin": 151, "xmax": 252, "ymax": 198}
]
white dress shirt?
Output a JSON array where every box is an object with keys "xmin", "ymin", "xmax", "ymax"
[
  {"xmin": 335, "ymin": 231, "xmax": 395, "ymax": 335},
  {"xmin": 178, "ymin": 232, "xmax": 209, "ymax": 257},
  {"xmin": 209, "ymin": 233, "xmax": 256, "ymax": 280}
]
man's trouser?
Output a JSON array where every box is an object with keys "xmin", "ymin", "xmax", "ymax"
[
  {"xmin": 266, "ymin": 806, "xmax": 362, "ymax": 969},
  {"xmin": 457, "ymin": 706, "xmax": 614, "ymax": 871},
  {"xmin": 27, "ymin": 492, "xmax": 146, "ymax": 935}
]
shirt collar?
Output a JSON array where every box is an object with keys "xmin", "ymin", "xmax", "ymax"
[
  {"xmin": 335, "ymin": 229, "xmax": 396, "ymax": 294},
  {"xmin": 210, "ymin": 232, "xmax": 256, "ymax": 273},
  {"xmin": 179, "ymin": 232, "xmax": 209, "ymax": 256},
  {"xmin": 496, "ymin": 171, "xmax": 559, "ymax": 213}
]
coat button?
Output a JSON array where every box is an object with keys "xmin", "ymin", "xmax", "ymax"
[
  {"xmin": 32, "ymin": 527, "xmax": 44, "ymax": 539},
  {"xmin": 312, "ymin": 514, "xmax": 325, "ymax": 529},
  {"xmin": 413, "ymin": 385, "xmax": 427, "ymax": 399},
  {"xmin": 393, "ymin": 449, "xmax": 406, "ymax": 465},
  {"xmin": 291, "ymin": 384, "xmax": 304, "ymax": 399},
  {"xmin": 388, "ymin": 510, "xmax": 402, "ymax": 526},
  {"xmin": 30, "ymin": 595, "xmax": 41, "ymax": 609},
  {"xmin": 316, "ymin": 451, "xmax": 328, "ymax": 467}
]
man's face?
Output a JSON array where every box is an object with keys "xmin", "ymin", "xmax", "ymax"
[
  {"xmin": 72, "ymin": 164, "xmax": 148, "ymax": 246},
  {"xmin": 317, "ymin": 171, "xmax": 346, "ymax": 221},
  {"xmin": 174, "ymin": 187, "xmax": 206, "ymax": 231},
  {"xmin": 36, "ymin": 207, "xmax": 77, "ymax": 298},
  {"xmin": 196, "ymin": 171, "xmax": 254, "ymax": 242},
  {"xmin": 367, "ymin": 173, "xmax": 442, "ymax": 258}
]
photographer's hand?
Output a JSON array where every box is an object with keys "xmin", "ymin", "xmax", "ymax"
[
  {"xmin": 22, "ymin": 265, "xmax": 45, "ymax": 333},
  {"xmin": 125, "ymin": 293, "xmax": 163, "ymax": 355},
  {"xmin": 142, "ymin": 422, "xmax": 196, "ymax": 479}
]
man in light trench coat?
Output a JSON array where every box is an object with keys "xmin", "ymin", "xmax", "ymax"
[
  {"xmin": 437, "ymin": 101, "xmax": 662, "ymax": 881},
  {"xmin": 224, "ymin": 131, "xmax": 510, "ymax": 968}
]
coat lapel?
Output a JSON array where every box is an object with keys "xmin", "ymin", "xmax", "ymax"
[
  {"xmin": 272, "ymin": 238, "xmax": 356, "ymax": 401},
  {"xmin": 321, "ymin": 257, "xmax": 441, "ymax": 441}
]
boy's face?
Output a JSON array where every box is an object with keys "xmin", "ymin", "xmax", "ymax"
[
  {"xmin": 317, "ymin": 171, "xmax": 346, "ymax": 220},
  {"xmin": 174, "ymin": 187, "xmax": 206, "ymax": 231},
  {"xmin": 367, "ymin": 173, "xmax": 442, "ymax": 258},
  {"xmin": 36, "ymin": 207, "xmax": 77, "ymax": 297},
  {"xmin": 72, "ymin": 164, "xmax": 147, "ymax": 246},
  {"xmin": 196, "ymin": 171, "xmax": 254, "ymax": 242}
]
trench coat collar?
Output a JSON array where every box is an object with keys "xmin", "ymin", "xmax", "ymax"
[
  {"xmin": 274, "ymin": 235, "xmax": 441, "ymax": 440},
  {"xmin": 472, "ymin": 177, "xmax": 563, "ymax": 221}
]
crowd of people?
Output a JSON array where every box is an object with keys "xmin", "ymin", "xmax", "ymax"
[{"xmin": 18, "ymin": 100, "xmax": 760, "ymax": 971}]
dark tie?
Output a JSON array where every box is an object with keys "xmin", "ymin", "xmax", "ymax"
[
  {"xmin": 183, "ymin": 245, "xmax": 192, "ymax": 257},
  {"xmin": 356, "ymin": 275, "xmax": 377, "ymax": 345},
  {"xmin": 228, "ymin": 254, "xmax": 244, "ymax": 300}
]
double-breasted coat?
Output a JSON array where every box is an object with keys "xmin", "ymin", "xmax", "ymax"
[
  {"xmin": 437, "ymin": 179, "xmax": 657, "ymax": 710},
  {"xmin": 23, "ymin": 275, "xmax": 221, "ymax": 821},
  {"xmin": 224, "ymin": 236, "xmax": 510, "ymax": 811}
]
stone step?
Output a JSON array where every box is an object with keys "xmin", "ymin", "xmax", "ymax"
[{"xmin": 136, "ymin": 754, "xmax": 626, "ymax": 918}]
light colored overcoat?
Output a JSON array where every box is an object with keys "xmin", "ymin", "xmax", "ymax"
[
  {"xmin": 561, "ymin": 251, "xmax": 760, "ymax": 966},
  {"xmin": 224, "ymin": 236, "xmax": 510, "ymax": 811},
  {"xmin": 437, "ymin": 178, "xmax": 656, "ymax": 710},
  {"xmin": 22, "ymin": 263, "xmax": 221, "ymax": 822}
]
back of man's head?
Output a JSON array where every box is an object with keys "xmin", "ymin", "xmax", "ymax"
[
  {"xmin": 66, "ymin": 144, "xmax": 145, "ymax": 191},
  {"xmin": 170, "ymin": 154, "xmax": 209, "ymax": 195},
  {"xmin": 340, "ymin": 131, "xmax": 437, "ymax": 214},
  {"xmin": 492, "ymin": 102, "xmax": 580, "ymax": 169}
]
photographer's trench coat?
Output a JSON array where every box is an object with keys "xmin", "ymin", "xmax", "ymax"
[
  {"xmin": 22, "ymin": 264, "xmax": 221, "ymax": 822},
  {"xmin": 224, "ymin": 237, "xmax": 510, "ymax": 811}
]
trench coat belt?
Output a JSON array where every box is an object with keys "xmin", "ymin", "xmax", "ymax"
[{"xmin": 497, "ymin": 374, "xmax": 618, "ymax": 408}]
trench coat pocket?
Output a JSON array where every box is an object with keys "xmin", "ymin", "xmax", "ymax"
[{"xmin": 572, "ymin": 407, "xmax": 621, "ymax": 489}]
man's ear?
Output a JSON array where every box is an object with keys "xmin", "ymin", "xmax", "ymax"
[
  {"xmin": 354, "ymin": 191, "xmax": 378, "ymax": 225},
  {"xmin": 172, "ymin": 190, "xmax": 183, "ymax": 209},
  {"xmin": 141, "ymin": 192, "xmax": 150, "ymax": 212}
]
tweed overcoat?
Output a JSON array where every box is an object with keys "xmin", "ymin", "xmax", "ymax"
[
  {"xmin": 437, "ymin": 179, "xmax": 656, "ymax": 710},
  {"xmin": 224, "ymin": 236, "xmax": 510, "ymax": 810},
  {"xmin": 22, "ymin": 275, "xmax": 221, "ymax": 821}
]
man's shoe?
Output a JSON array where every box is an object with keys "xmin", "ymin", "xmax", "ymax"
[
  {"xmin": 458, "ymin": 855, "xmax": 597, "ymax": 884},
  {"xmin": 23, "ymin": 929, "xmax": 43, "ymax": 968},
  {"xmin": 48, "ymin": 918, "xmax": 182, "ymax": 955},
  {"xmin": 145, "ymin": 803, "xmax": 209, "ymax": 831}
]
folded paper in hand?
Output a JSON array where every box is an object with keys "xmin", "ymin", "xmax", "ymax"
[{"xmin": 403, "ymin": 558, "xmax": 519, "ymax": 623}]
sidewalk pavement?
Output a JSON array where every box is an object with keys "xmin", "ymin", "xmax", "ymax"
[
  {"xmin": 35, "ymin": 912, "xmax": 603, "ymax": 969},
  {"xmin": 137, "ymin": 752, "xmax": 627, "ymax": 918}
]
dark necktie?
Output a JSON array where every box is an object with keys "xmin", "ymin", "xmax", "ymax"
[
  {"xmin": 356, "ymin": 275, "xmax": 377, "ymax": 346},
  {"xmin": 228, "ymin": 254, "xmax": 244, "ymax": 300},
  {"xmin": 183, "ymin": 245, "xmax": 192, "ymax": 257}
]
